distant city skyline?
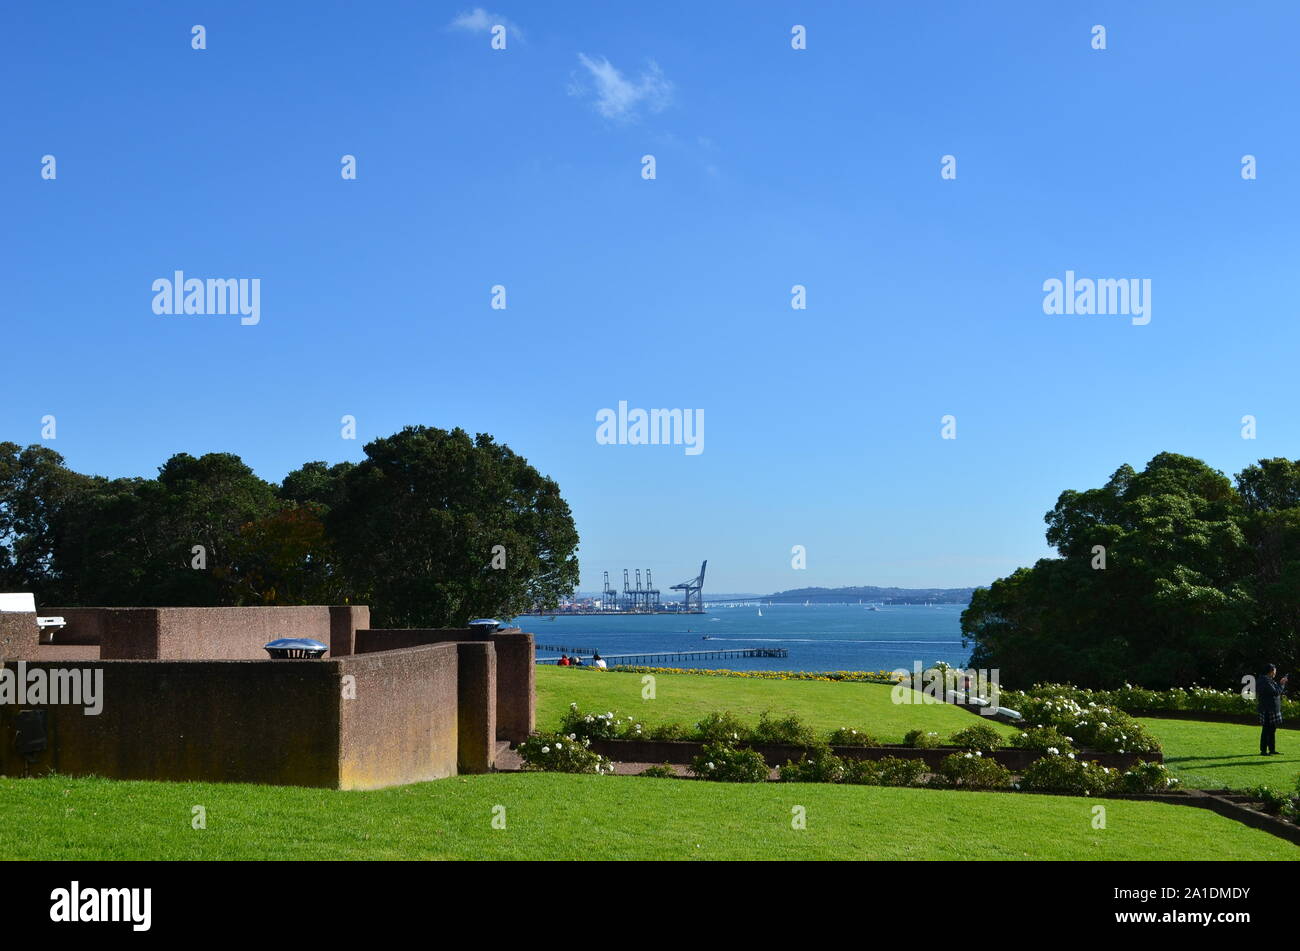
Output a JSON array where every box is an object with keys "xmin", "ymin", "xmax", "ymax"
[{"xmin": 7, "ymin": 2, "xmax": 1300, "ymax": 594}]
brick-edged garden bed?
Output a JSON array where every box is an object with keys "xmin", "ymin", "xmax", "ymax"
[{"xmin": 585, "ymin": 738, "xmax": 1160, "ymax": 771}]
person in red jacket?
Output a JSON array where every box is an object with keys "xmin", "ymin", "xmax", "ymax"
[{"xmin": 558, "ymin": 654, "xmax": 570, "ymax": 667}]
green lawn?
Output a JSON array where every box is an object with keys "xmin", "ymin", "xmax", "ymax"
[
  {"xmin": 536, "ymin": 667, "xmax": 1020, "ymax": 743},
  {"xmin": 1, "ymin": 773, "xmax": 1293, "ymax": 861},
  {"xmin": 1140, "ymin": 718, "xmax": 1300, "ymax": 792}
]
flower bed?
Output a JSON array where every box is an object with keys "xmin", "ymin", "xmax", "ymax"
[
  {"xmin": 583, "ymin": 737, "xmax": 1158, "ymax": 771},
  {"xmin": 1000, "ymin": 682, "xmax": 1300, "ymax": 722}
]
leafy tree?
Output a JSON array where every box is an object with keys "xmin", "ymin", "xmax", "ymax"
[
  {"xmin": 965, "ymin": 453, "xmax": 1257, "ymax": 688},
  {"xmin": 327, "ymin": 426, "xmax": 579, "ymax": 627}
]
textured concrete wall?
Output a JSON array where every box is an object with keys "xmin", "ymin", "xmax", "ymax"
[
  {"xmin": 455, "ymin": 642, "xmax": 496, "ymax": 774},
  {"xmin": 337, "ymin": 644, "xmax": 460, "ymax": 789},
  {"xmin": 0, "ymin": 613, "xmax": 39, "ymax": 661},
  {"xmin": 45, "ymin": 605, "xmax": 368, "ymax": 660},
  {"xmin": 354, "ymin": 627, "xmax": 479, "ymax": 654},
  {"xmin": 356, "ymin": 626, "xmax": 534, "ymax": 743},
  {"xmin": 491, "ymin": 629, "xmax": 535, "ymax": 742},
  {"xmin": 40, "ymin": 608, "xmax": 106, "ymax": 646},
  {"xmin": 0, "ymin": 610, "xmax": 521, "ymax": 790},
  {"xmin": 0, "ymin": 658, "xmax": 343, "ymax": 786},
  {"xmin": 328, "ymin": 605, "xmax": 369, "ymax": 657}
]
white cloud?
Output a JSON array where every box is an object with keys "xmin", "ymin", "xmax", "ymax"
[
  {"xmin": 571, "ymin": 54, "xmax": 674, "ymax": 121},
  {"xmin": 449, "ymin": 8, "xmax": 524, "ymax": 42}
]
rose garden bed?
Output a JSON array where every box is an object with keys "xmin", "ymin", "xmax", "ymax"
[{"xmin": 584, "ymin": 737, "xmax": 1159, "ymax": 771}]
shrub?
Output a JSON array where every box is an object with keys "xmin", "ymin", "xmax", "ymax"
[
  {"xmin": 694, "ymin": 711, "xmax": 753, "ymax": 744},
  {"xmin": 842, "ymin": 758, "xmax": 882, "ymax": 785},
  {"xmin": 1117, "ymin": 761, "xmax": 1180, "ymax": 793},
  {"xmin": 752, "ymin": 711, "xmax": 818, "ymax": 747},
  {"xmin": 1018, "ymin": 753, "xmax": 1117, "ymax": 795},
  {"xmin": 560, "ymin": 704, "xmax": 645, "ymax": 742},
  {"xmin": 903, "ymin": 729, "xmax": 942, "ymax": 749},
  {"xmin": 639, "ymin": 764, "xmax": 678, "ymax": 779},
  {"xmin": 1247, "ymin": 785, "xmax": 1293, "ymax": 816},
  {"xmin": 931, "ymin": 752, "xmax": 1013, "ymax": 790},
  {"xmin": 517, "ymin": 733, "xmax": 615, "ymax": 774},
  {"xmin": 875, "ymin": 756, "xmax": 929, "ymax": 787},
  {"xmin": 827, "ymin": 727, "xmax": 880, "ymax": 747},
  {"xmin": 646, "ymin": 722, "xmax": 689, "ymax": 742},
  {"xmin": 1009, "ymin": 726, "xmax": 1077, "ymax": 754},
  {"xmin": 948, "ymin": 723, "xmax": 1004, "ymax": 752},
  {"xmin": 1010, "ymin": 696, "xmax": 1161, "ymax": 755},
  {"xmin": 1001, "ymin": 682, "xmax": 1300, "ymax": 721},
  {"xmin": 778, "ymin": 746, "xmax": 846, "ymax": 783},
  {"xmin": 690, "ymin": 742, "xmax": 770, "ymax": 782}
]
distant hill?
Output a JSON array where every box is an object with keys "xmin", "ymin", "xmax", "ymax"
[{"xmin": 760, "ymin": 585, "xmax": 976, "ymax": 605}]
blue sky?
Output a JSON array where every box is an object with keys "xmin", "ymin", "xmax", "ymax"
[{"xmin": 5, "ymin": 2, "xmax": 1300, "ymax": 594}]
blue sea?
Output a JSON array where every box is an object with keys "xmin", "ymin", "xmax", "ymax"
[{"xmin": 513, "ymin": 602, "xmax": 971, "ymax": 673}]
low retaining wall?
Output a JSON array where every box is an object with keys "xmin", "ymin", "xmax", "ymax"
[
  {"xmin": 0, "ymin": 642, "xmax": 475, "ymax": 790},
  {"xmin": 585, "ymin": 739, "xmax": 1160, "ymax": 771}
]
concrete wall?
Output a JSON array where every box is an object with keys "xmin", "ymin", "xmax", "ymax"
[
  {"xmin": 0, "ymin": 658, "xmax": 344, "ymax": 787},
  {"xmin": 40, "ymin": 605, "xmax": 369, "ymax": 660},
  {"xmin": 0, "ymin": 613, "xmax": 38, "ymax": 661},
  {"xmin": 454, "ymin": 642, "xmax": 496, "ymax": 774},
  {"xmin": 337, "ymin": 644, "xmax": 462, "ymax": 789},
  {"xmin": 491, "ymin": 629, "xmax": 534, "ymax": 742},
  {"xmin": 0, "ymin": 607, "xmax": 531, "ymax": 789},
  {"xmin": 41, "ymin": 607, "xmax": 106, "ymax": 646},
  {"xmin": 356, "ymin": 626, "xmax": 534, "ymax": 743}
]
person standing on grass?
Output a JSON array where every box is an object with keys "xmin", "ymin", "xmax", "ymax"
[{"xmin": 1257, "ymin": 663, "xmax": 1287, "ymax": 755}]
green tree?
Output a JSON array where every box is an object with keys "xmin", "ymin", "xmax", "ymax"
[
  {"xmin": 326, "ymin": 426, "xmax": 579, "ymax": 627},
  {"xmin": 965, "ymin": 453, "xmax": 1255, "ymax": 688}
]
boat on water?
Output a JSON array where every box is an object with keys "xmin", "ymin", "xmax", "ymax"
[{"xmin": 757, "ymin": 608, "xmax": 763, "ymax": 617}]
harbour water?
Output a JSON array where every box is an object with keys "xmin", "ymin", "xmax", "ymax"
[{"xmin": 515, "ymin": 602, "xmax": 971, "ymax": 673}]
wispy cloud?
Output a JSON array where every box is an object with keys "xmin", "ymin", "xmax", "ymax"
[
  {"xmin": 449, "ymin": 8, "xmax": 524, "ymax": 43},
  {"xmin": 569, "ymin": 54, "xmax": 674, "ymax": 121}
]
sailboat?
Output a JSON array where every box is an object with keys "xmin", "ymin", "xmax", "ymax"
[{"xmin": 757, "ymin": 608, "xmax": 763, "ymax": 617}]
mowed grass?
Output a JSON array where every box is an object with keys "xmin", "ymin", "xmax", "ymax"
[
  {"xmin": 1141, "ymin": 718, "xmax": 1300, "ymax": 791},
  {"xmin": 1, "ymin": 773, "xmax": 1294, "ymax": 861},
  {"xmin": 536, "ymin": 667, "xmax": 1020, "ymax": 742}
]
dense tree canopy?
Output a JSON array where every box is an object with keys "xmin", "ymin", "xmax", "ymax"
[
  {"xmin": 963, "ymin": 452, "xmax": 1300, "ymax": 689},
  {"xmin": 0, "ymin": 427, "xmax": 579, "ymax": 626}
]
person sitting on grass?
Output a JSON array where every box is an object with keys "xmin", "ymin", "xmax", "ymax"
[
  {"xmin": 593, "ymin": 652, "xmax": 607, "ymax": 669},
  {"xmin": 1257, "ymin": 663, "xmax": 1287, "ymax": 755},
  {"xmin": 572, "ymin": 655, "xmax": 584, "ymax": 667},
  {"xmin": 558, "ymin": 654, "xmax": 570, "ymax": 667}
]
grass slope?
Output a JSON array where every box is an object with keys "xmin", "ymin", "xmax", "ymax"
[
  {"xmin": 536, "ymin": 667, "xmax": 1020, "ymax": 742},
  {"xmin": 1141, "ymin": 718, "xmax": 1300, "ymax": 791},
  {"xmin": 1, "ymin": 773, "xmax": 1293, "ymax": 861}
]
